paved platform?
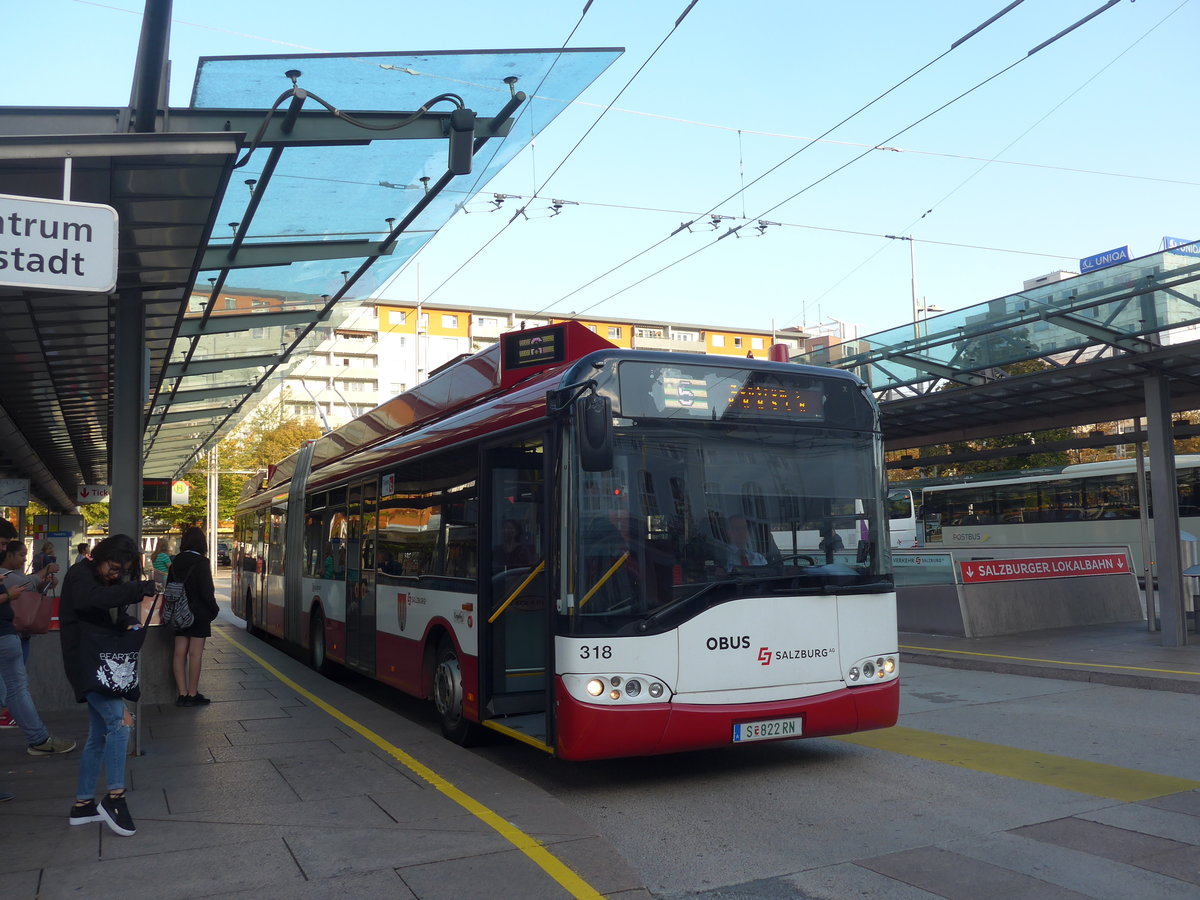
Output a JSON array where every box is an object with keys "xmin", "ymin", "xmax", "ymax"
[
  {"xmin": 0, "ymin": 611, "xmax": 649, "ymax": 900},
  {"xmin": 4, "ymin": 584, "xmax": 1197, "ymax": 900},
  {"xmin": 901, "ymin": 619, "xmax": 1200, "ymax": 693}
]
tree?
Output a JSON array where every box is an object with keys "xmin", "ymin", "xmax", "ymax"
[
  {"xmin": 147, "ymin": 391, "xmax": 321, "ymax": 534},
  {"xmin": 222, "ymin": 390, "xmax": 323, "ymax": 475}
]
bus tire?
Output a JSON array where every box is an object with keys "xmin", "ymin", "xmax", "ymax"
[
  {"xmin": 310, "ymin": 608, "xmax": 330, "ymax": 674},
  {"xmin": 433, "ymin": 639, "xmax": 480, "ymax": 746}
]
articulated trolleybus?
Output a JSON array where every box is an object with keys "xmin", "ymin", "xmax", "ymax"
[{"xmin": 233, "ymin": 322, "xmax": 898, "ymax": 760}]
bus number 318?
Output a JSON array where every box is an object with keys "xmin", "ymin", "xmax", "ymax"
[{"xmin": 580, "ymin": 645, "xmax": 613, "ymax": 660}]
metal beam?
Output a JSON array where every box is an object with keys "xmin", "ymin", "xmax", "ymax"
[
  {"xmin": 0, "ymin": 129, "xmax": 241, "ymax": 160},
  {"xmin": 200, "ymin": 238, "xmax": 405, "ymax": 272},
  {"xmin": 887, "ymin": 353, "xmax": 988, "ymax": 385},
  {"xmin": 1145, "ymin": 375, "xmax": 1187, "ymax": 647},
  {"xmin": 158, "ymin": 383, "xmax": 258, "ymax": 404},
  {"xmin": 168, "ymin": 108, "xmax": 514, "ymax": 145},
  {"xmin": 0, "ymin": 107, "xmax": 512, "ymax": 145},
  {"xmin": 178, "ymin": 309, "xmax": 327, "ymax": 337},
  {"xmin": 1039, "ymin": 312, "xmax": 1158, "ymax": 353},
  {"xmin": 148, "ymin": 407, "xmax": 229, "ymax": 426},
  {"xmin": 165, "ymin": 353, "xmax": 281, "ymax": 378}
]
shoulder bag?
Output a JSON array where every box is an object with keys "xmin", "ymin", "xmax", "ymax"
[
  {"xmin": 2, "ymin": 567, "xmax": 54, "ymax": 635},
  {"xmin": 12, "ymin": 590, "xmax": 54, "ymax": 635},
  {"xmin": 78, "ymin": 594, "xmax": 159, "ymax": 701}
]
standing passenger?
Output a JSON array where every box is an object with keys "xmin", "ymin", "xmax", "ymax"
[
  {"xmin": 59, "ymin": 534, "xmax": 158, "ymax": 836},
  {"xmin": 151, "ymin": 537, "xmax": 171, "ymax": 590},
  {"xmin": 169, "ymin": 527, "xmax": 220, "ymax": 707}
]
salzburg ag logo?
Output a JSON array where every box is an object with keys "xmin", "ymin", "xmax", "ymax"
[{"xmin": 758, "ymin": 647, "xmax": 771, "ymax": 666}]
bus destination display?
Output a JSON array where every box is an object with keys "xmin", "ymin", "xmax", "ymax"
[
  {"xmin": 621, "ymin": 362, "xmax": 826, "ymax": 422},
  {"xmin": 502, "ymin": 324, "xmax": 566, "ymax": 370}
]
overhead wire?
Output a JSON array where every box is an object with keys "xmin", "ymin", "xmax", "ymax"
[
  {"xmin": 793, "ymin": 0, "xmax": 1180, "ymax": 327},
  {"xmin": 532, "ymin": 0, "xmax": 1032, "ymax": 318},
  {"xmin": 563, "ymin": 0, "xmax": 1128, "ymax": 323},
  {"xmin": 368, "ymin": 1, "xmax": 601, "ymax": 301},
  {"xmin": 415, "ymin": 0, "xmax": 703, "ymax": 308}
]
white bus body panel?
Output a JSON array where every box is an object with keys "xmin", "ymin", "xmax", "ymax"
[{"xmin": 557, "ymin": 591, "xmax": 897, "ymax": 705}]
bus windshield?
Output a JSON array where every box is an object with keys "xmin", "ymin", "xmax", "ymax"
[{"xmin": 566, "ymin": 423, "xmax": 891, "ymax": 637}]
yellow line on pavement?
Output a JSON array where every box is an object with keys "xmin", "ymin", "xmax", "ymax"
[
  {"xmin": 900, "ymin": 644, "xmax": 1200, "ymax": 677},
  {"xmin": 837, "ymin": 726, "xmax": 1200, "ymax": 801},
  {"xmin": 222, "ymin": 632, "xmax": 604, "ymax": 900}
]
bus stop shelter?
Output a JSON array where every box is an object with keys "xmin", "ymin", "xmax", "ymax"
[
  {"xmin": 795, "ymin": 244, "xmax": 1200, "ymax": 647},
  {"xmin": 0, "ymin": 3, "xmax": 619, "ymax": 542}
]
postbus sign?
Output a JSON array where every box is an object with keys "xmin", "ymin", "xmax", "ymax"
[{"xmin": 0, "ymin": 193, "xmax": 119, "ymax": 293}]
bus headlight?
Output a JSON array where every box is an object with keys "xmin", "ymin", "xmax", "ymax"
[
  {"xmin": 846, "ymin": 654, "xmax": 897, "ymax": 686},
  {"xmin": 564, "ymin": 673, "xmax": 671, "ymax": 705}
]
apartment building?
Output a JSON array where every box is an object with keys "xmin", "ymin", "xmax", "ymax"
[{"xmin": 254, "ymin": 301, "xmax": 812, "ymax": 429}]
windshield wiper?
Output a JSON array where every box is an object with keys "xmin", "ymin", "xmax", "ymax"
[{"xmin": 635, "ymin": 580, "xmax": 729, "ymax": 633}]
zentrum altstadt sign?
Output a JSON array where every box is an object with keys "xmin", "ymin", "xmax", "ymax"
[{"xmin": 0, "ymin": 193, "xmax": 118, "ymax": 293}]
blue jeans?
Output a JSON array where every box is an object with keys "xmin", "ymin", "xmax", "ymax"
[
  {"xmin": 76, "ymin": 693, "xmax": 129, "ymax": 800},
  {"xmin": 0, "ymin": 633, "xmax": 49, "ymax": 747}
]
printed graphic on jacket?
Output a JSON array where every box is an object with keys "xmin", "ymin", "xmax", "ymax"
[{"xmin": 96, "ymin": 652, "xmax": 139, "ymax": 693}]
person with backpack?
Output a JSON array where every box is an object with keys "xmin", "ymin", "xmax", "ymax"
[{"xmin": 167, "ymin": 527, "xmax": 219, "ymax": 707}]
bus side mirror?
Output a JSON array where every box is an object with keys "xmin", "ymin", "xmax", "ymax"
[{"xmin": 576, "ymin": 394, "xmax": 613, "ymax": 472}]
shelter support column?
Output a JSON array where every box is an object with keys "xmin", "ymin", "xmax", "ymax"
[
  {"xmin": 1144, "ymin": 374, "xmax": 1186, "ymax": 646},
  {"xmin": 109, "ymin": 291, "xmax": 145, "ymax": 547}
]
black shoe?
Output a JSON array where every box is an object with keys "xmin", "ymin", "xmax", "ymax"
[
  {"xmin": 190, "ymin": 693, "xmax": 212, "ymax": 705},
  {"xmin": 175, "ymin": 694, "xmax": 195, "ymax": 707},
  {"xmin": 98, "ymin": 794, "xmax": 136, "ymax": 836},
  {"xmin": 70, "ymin": 799, "xmax": 102, "ymax": 825}
]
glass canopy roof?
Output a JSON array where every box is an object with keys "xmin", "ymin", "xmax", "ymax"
[
  {"xmin": 192, "ymin": 48, "xmax": 620, "ymax": 299},
  {"xmin": 149, "ymin": 48, "xmax": 621, "ymax": 478},
  {"xmin": 795, "ymin": 242, "xmax": 1200, "ymax": 395}
]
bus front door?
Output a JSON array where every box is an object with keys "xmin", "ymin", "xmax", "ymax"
[
  {"xmin": 345, "ymin": 479, "xmax": 378, "ymax": 675},
  {"xmin": 481, "ymin": 444, "xmax": 549, "ymax": 742}
]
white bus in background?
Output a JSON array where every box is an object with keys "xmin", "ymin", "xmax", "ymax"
[
  {"xmin": 914, "ymin": 455, "xmax": 1200, "ymax": 573},
  {"xmin": 887, "ymin": 486, "xmax": 920, "ymax": 548}
]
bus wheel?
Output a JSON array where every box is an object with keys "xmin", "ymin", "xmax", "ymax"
[
  {"xmin": 310, "ymin": 608, "xmax": 329, "ymax": 674},
  {"xmin": 433, "ymin": 640, "xmax": 479, "ymax": 746}
]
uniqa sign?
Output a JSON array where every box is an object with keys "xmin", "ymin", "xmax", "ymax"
[
  {"xmin": 0, "ymin": 193, "xmax": 119, "ymax": 293},
  {"xmin": 1079, "ymin": 245, "xmax": 1129, "ymax": 274}
]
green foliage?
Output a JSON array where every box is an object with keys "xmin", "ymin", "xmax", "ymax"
[
  {"xmin": 146, "ymin": 392, "xmax": 321, "ymax": 532},
  {"xmin": 222, "ymin": 391, "xmax": 323, "ymax": 473}
]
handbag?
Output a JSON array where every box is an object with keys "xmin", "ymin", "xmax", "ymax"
[
  {"xmin": 78, "ymin": 595, "xmax": 158, "ymax": 701},
  {"xmin": 12, "ymin": 590, "xmax": 54, "ymax": 635}
]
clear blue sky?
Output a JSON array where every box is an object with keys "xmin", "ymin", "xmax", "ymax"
[{"xmin": 8, "ymin": 0, "xmax": 1197, "ymax": 336}]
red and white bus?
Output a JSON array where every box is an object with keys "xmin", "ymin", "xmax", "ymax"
[{"xmin": 232, "ymin": 322, "xmax": 898, "ymax": 760}]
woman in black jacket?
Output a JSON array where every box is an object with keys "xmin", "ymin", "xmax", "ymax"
[
  {"xmin": 59, "ymin": 534, "xmax": 158, "ymax": 837},
  {"xmin": 169, "ymin": 526, "xmax": 220, "ymax": 707}
]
